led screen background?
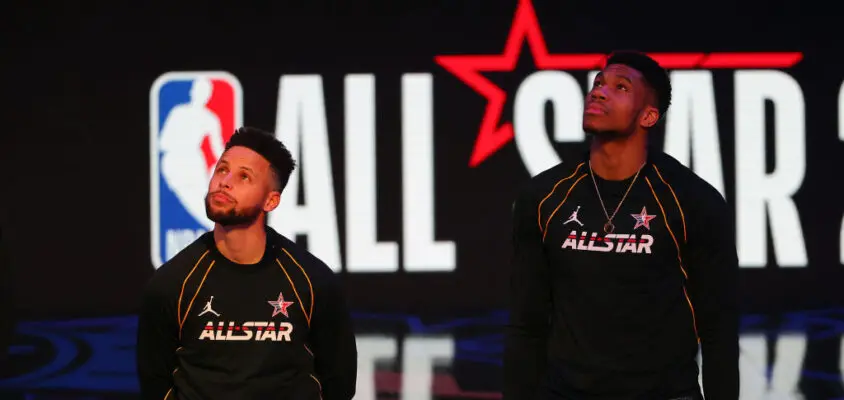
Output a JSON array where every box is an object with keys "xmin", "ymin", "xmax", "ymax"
[
  {"xmin": 2, "ymin": 3, "xmax": 841, "ymax": 327},
  {"xmin": 2, "ymin": 3, "xmax": 844, "ymax": 399}
]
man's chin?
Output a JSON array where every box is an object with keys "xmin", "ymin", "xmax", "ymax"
[
  {"xmin": 207, "ymin": 210, "xmax": 262, "ymax": 228},
  {"xmin": 208, "ymin": 216, "xmax": 252, "ymax": 227},
  {"xmin": 583, "ymin": 123, "xmax": 604, "ymax": 136},
  {"xmin": 584, "ymin": 124, "xmax": 623, "ymax": 138}
]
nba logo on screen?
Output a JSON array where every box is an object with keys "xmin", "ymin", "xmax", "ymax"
[{"xmin": 149, "ymin": 72, "xmax": 243, "ymax": 269}]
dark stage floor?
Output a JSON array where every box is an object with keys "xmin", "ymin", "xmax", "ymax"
[{"xmin": 1, "ymin": 309, "xmax": 843, "ymax": 399}]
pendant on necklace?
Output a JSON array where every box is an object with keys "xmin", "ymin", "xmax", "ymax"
[{"xmin": 603, "ymin": 221, "xmax": 615, "ymax": 234}]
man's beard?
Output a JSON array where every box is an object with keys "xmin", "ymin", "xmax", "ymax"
[
  {"xmin": 583, "ymin": 123, "xmax": 634, "ymax": 141},
  {"xmin": 583, "ymin": 109, "xmax": 641, "ymax": 139},
  {"xmin": 584, "ymin": 126, "xmax": 622, "ymax": 141},
  {"xmin": 204, "ymin": 194, "xmax": 262, "ymax": 227}
]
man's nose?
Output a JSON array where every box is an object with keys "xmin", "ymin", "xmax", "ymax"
[
  {"xmin": 218, "ymin": 173, "xmax": 233, "ymax": 188},
  {"xmin": 590, "ymin": 87, "xmax": 607, "ymax": 101}
]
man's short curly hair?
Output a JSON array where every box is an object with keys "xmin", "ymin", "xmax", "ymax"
[
  {"xmin": 224, "ymin": 127, "xmax": 296, "ymax": 192},
  {"xmin": 606, "ymin": 51, "xmax": 672, "ymax": 122}
]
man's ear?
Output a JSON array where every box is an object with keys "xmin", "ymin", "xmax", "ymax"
[
  {"xmin": 264, "ymin": 191, "xmax": 281, "ymax": 213},
  {"xmin": 640, "ymin": 105, "xmax": 660, "ymax": 129}
]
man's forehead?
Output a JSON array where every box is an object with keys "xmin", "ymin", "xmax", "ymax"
[
  {"xmin": 220, "ymin": 146, "xmax": 270, "ymax": 170},
  {"xmin": 600, "ymin": 64, "xmax": 644, "ymax": 80}
]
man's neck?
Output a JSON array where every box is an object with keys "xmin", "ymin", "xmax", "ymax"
[
  {"xmin": 589, "ymin": 131, "xmax": 648, "ymax": 181},
  {"xmin": 213, "ymin": 222, "xmax": 267, "ymax": 264}
]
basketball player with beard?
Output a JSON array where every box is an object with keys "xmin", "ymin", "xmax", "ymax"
[
  {"xmin": 503, "ymin": 52, "xmax": 739, "ymax": 399},
  {"xmin": 137, "ymin": 127, "xmax": 357, "ymax": 400}
]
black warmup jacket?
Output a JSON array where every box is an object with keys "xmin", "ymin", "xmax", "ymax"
[
  {"xmin": 136, "ymin": 227, "xmax": 357, "ymax": 400},
  {"xmin": 503, "ymin": 151, "xmax": 739, "ymax": 400}
]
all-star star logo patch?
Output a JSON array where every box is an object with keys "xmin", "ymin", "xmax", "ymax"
[
  {"xmin": 631, "ymin": 206, "xmax": 657, "ymax": 231},
  {"xmin": 268, "ymin": 292, "xmax": 295, "ymax": 318}
]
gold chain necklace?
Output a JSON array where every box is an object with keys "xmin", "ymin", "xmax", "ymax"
[{"xmin": 588, "ymin": 160, "xmax": 646, "ymax": 234}]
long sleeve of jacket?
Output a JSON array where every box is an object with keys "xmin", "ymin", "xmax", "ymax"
[
  {"xmin": 685, "ymin": 187, "xmax": 740, "ymax": 399},
  {"xmin": 503, "ymin": 187, "xmax": 552, "ymax": 400},
  {"xmin": 136, "ymin": 277, "xmax": 180, "ymax": 400},
  {"xmin": 309, "ymin": 274, "xmax": 357, "ymax": 400}
]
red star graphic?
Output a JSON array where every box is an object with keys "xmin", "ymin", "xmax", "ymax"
[
  {"xmin": 434, "ymin": 0, "xmax": 803, "ymax": 168},
  {"xmin": 434, "ymin": 0, "xmax": 606, "ymax": 168},
  {"xmin": 631, "ymin": 206, "xmax": 657, "ymax": 231},
  {"xmin": 268, "ymin": 292, "xmax": 295, "ymax": 318}
]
